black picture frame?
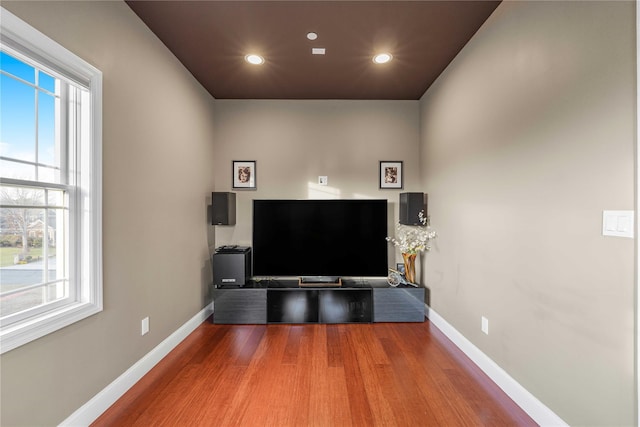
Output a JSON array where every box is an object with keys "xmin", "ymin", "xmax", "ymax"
[
  {"xmin": 379, "ymin": 161, "xmax": 403, "ymax": 189},
  {"xmin": 232, "ymin": 160, "xmax": 257, "ymax": 190}
]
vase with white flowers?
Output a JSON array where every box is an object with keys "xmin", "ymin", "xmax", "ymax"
[{"xmin": 386, "ymin": 210, "xmax": 437, "ymax": 284}]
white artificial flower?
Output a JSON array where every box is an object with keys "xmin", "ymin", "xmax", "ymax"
[{"xmin": 386, "ymin": 210, "xmax": 437, "ymax": 254}]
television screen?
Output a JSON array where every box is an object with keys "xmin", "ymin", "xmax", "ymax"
[{"xmin": 253, "ymin": 199, "xmax": 388, "ymax": 277}]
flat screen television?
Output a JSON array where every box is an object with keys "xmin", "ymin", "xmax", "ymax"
[{"xmin": 253, "ymin": 199, "xmax": 388, "ymax": 277}]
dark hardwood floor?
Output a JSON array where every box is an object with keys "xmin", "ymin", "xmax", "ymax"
[{"xmin": 92, "ymin": 319, "xmax": 537, "ymax": 426}]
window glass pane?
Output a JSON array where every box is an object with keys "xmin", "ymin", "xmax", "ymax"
[
  {"xmin": 0, "ymin": 207, "xmax": 67, "ymax": 318},
  {"xmin": 37, "ymin": 166, "xmax": 60, "ymax": 183},
  {"xmin": 0, "ymin": 159, "xmax": 35, "ymax": 181},
  {"xmin": 0, "ymin": 51, "xmax": 35, "ymax": 84},
  {"xmin": 25, "ymin": 208, "xmax": 44, "ymax": 255},
  {"xmin": 0, "ymin": 285, "xmax": 41, "ymax": 317},
  {"xmin": 0, "ymin": 281, "xmax": 68, "ymax": 318},
  {"xmin": 0, "ymin": 74, "xmax": 36, "ymax": 164},
  {"xmin": 38, "ymin": 91, "xmax": 57, "ymax": 168},
  {"xmin": 46, "ymin": 189, "xmax": 64, "ymax": 206},
  {"xmin": 38, "ymin": 70, "xmax": 55, "ymax": 93},
  {"xmin": 0, "ymin": 185, "xmax": 46, "ymax": 206},
  {"xmin": 0, "ymin": 201, "xmax": 67, "ymax": 311}
]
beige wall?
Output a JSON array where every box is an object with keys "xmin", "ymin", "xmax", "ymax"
[
  {"xmin": 419, "ymin": 1, "xmax": 635, "ymax": 425},
  {"xmin": 1, "ymin": 2, "xmax": 217, "ymax": 425},
  {"xmin": 212, "ymin": 100, "xmax": 421, "ymax": 270}
]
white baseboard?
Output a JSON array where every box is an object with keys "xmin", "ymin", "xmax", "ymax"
[
  {"xmin": 426, "ymin": 306, "xmax": 567, "ymax": 427},
  {"xmin": 59, "ymin": 303, "xmax": 214, "ymax": 427}
]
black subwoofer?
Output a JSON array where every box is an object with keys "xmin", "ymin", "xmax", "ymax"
[{"xmin": 213, "ymin": 246, "xmax": 251, "ymax": 286}]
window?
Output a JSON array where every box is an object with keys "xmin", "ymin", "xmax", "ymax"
[{"xmin": 0, "ymin": 8, "xmax": 102, "ymax": 353}]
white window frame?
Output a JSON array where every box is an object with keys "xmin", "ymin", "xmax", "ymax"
[{"xmin": 0, "ymin": 8, "xmax": 102, "ymax": 354}]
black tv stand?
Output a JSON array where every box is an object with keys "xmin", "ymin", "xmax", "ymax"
[{"xmin": 212, "ymin": 278, "xmax": 425, "ymax": 324}]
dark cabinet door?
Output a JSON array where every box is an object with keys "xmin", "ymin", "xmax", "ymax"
[
  {"xmin": 267, "ymin": 289, "xmax": 319, "ymax": 323},
  {"xmin": 319, "ymin": 289, "xmax": 372, "ymax": 323},
  {"xmin": 373, "ymin": 288, "xmax": 424, "ymax": 322},
  {"xmin": 213, "ymin": 289, "xmax": 266, "ymax": 324}
]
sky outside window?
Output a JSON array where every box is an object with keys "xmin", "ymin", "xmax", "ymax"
[{"xmin": 1, "ymin": 51, "xmax": 60, "ymax": 182}]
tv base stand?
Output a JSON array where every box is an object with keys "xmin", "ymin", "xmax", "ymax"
[{"xmin": 212, "ymin": 278, "xmax": 425, "ymax": 324}]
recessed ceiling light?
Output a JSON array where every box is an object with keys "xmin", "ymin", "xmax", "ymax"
[
  {"xmin": 307, "ymin": 32, "xmax": 318, "ymax": 41},
  {"xmin": 373, "ymin": 53, "xmax": 393, "ymax": 64},
  {"xmin": 245, "ymin": 54, "xmax": 264, "ymax": 65}
]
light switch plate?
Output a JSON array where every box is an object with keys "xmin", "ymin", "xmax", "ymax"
[
  {"xmin": 481, "ymin": 316, "xmax": 489, "ymax": 335},
  {"xmin": 141, "ymin": 317, "xmax": 149, "ymax": 336},
  {"xmin": 602, "ymin": 210, "xmax": 634, "ymax": 238}
]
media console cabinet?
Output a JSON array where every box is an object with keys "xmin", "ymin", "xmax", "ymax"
[{"xmin": 212, "ymin": 279, "xmax": 425, "ymax": 324}]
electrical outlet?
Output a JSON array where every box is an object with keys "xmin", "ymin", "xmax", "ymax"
[
  {"xmin": 141, "ymin": 317, "xmax": 149, "ymax": 336},
  {"xmin": 481, "ymin": 316, "xmax": 489, "ymax": 335},
  {"xmin": 318, "ymin": 176, "xmax": 328, "ymax": 186}
]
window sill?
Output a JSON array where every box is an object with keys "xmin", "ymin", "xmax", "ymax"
[{"xmin": 0, "ymin": 301, "xmax": 102, "ymax": 354}]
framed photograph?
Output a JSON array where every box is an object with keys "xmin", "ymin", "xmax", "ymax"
[
  {"xmin": 396, "ymin": 263, "xmax": 406, "ymax": 275},
  {"xmin": 232, "ymin": 160, "xmax": 257, "ymax": 190},
  {"xmin": 379, "ymin": 161, "xmax": 403, "ymax": 189}
]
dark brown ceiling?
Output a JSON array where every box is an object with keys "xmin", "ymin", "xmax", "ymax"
[{"xmin": 126, "ymin": 1, "xmax": 500, "ymax": 100}]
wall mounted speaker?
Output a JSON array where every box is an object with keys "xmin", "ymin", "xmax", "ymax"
[
  {"xmin": 399, "ymin": 192, "xmax": 427, "ymax": 226},
  {"xmin": 212, "ymin": 192, "xmax": 236, "ymax": 225}
]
